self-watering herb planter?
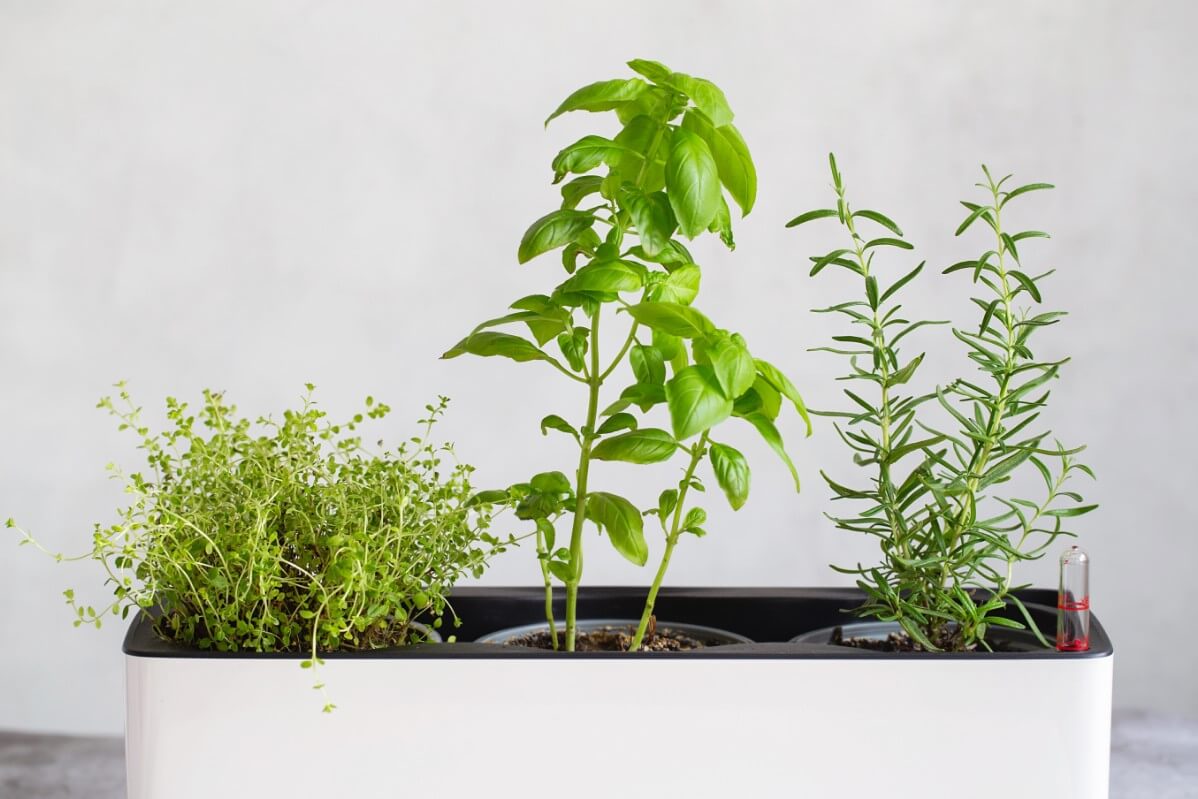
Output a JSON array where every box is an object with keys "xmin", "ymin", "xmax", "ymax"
[
  {"xmin": 123, "ymin": 586, "xmax": 1113, "ymax": 799},
  {"xmin": 10, "ymin": 56, "xmax": 1112, "ymax": 799}
]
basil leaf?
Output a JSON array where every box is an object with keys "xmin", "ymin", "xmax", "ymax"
[
  {"xmin": 620, "ymin": 187, "xmax": 677, "ymax": 256},
  {"xmin": 630, "ymin": 344, "xmax": 666, "ymax": 386},
  {"xmin": 708, "ymin": 333, "xmax": 755, "ymax": 398},
  {"xmin": 560, "ymin": 175, "xmax": 604, "ymax": 209},
  {"xmin": 551, "ymin": 135, "xmax": 629, "ymax": 183},
  {"xmin": 670, "ymin": 73, "xmax": 733, "ymax": 127},
  {"xmin": 626, "ymin": 58, "xmax": 673, "ymax": 85},
  {"xmin": 518, "ymin": 210, "xmax": 594, "ymax": 264},
  {"xmin": 540, "ymin": 415, "xmax": 579, "ymax": 442},
  {"xmin": 624, "ymin": 301, "xmax": 715, "ymax": 338},
  {"xmin": 596, "ymin": 413, "xmax": 637, "ymax": 435},
  {"xmin": 556, "ymin": 329, "xmax": 588, "ymax": 372},
  {"xmin": 559, "ymin": 261, "xmax": 645, "ymax": 293},
  {"xmin": 530, "ymin": 471, "xmax": 572, "ymax": 495},
  {"xmin": 680, "ymin": 110, "xmax": 756, "ymax": 215},
  {"xmin": 709, "ymin": 442, "xmax": 750, "ymax": 510},
  {"xmin": 442, "ymin": 332, "xmax": 554, "ymax": 365},
  {"xmin": 591, "ymin": 428, "xmax": 678, "ymax": 464},
  {"xmin": 654, "ymin": 263, "xmax": 701, "ymax": 306},
  {"xmin": 545, "ymin": 78, "xmax": 648, "ymax": 125},
  {"xmin": 547, "ymin": 559, "xmax": 575, "ymax": 583},
  {"xmin": 665, "ymin": 365, "xmax": 733, "ymax": 440},
  {"xmin": 742, "ymin": 412, "xmax": 800, "ymax": 491},
  {"xmin": 652, "ymin": 328, "xmax": 683, "ymax": 360},
  {"xmin": 665, "ymin": 128, "xmax": 721, "ymax": 238},
  {"xmin": 657, "ymin": 489, "xmax": 678, "ymax": 520},
  {"xmin": 585, "ymin": 492, "xmax": 648, "ymax": 566},
  {"xmin": 754, "ymin": 359, "xmax": 812, "ymax": 434},
  {"xmin": 601, "ymin": 383, "xmax": 666, "ymax": 416}
]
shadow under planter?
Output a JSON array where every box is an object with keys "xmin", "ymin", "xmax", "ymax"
[{"xmin": 123, "ymin": 587, "xmax": 1113, "ymax": 799}]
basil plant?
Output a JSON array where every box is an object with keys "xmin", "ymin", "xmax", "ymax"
[{"xmin": 444, "ymin": 59, "xmax": 809, "ymax": 652}]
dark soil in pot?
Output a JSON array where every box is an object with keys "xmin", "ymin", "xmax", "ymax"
[
  {"xmin": 510, "ymin": 625, "xmax": 706, "ymax": 652},
  {"xmin": 177, "ymin": 619, "xmax": 438, "ymax": 652},
  {"xmin": 830, "ymin": 627, "xmax": 1027, "ymax": 653},
  {"xmin": 795, "ymin": 620, "xmax": 1044, "ymax": 653},
  {"xmin": 477, "ymin": 618, "xmax": 753, "ymax": 650}
]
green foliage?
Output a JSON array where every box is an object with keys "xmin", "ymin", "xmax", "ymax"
[
  {"xmin": 665, "ymin": 366, "xmax": 733, "ymax": 440},
  {"xmin": 12, "ymin": 385, "xmax": 508, "ymax": 708},
  {"xmin": 709, "ymin": 443, "xmax": 750, "ymax": 511},
  {"xmin": 793, "ymin": 156, "xmax": 1096, "ymax": 651},
  {"xmin": 443, "ymin": 59, "xmax": 808, "ymax": 651}
]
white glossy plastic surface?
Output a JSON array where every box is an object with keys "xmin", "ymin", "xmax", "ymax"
[{"xmin": 126, "ymin": 651, "xmax": 1113, "ymax": 798}]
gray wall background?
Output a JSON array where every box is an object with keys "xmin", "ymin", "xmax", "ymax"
[{"xmin": 2, "ymin": 1, "xmax": 1195, "ymax": 734}]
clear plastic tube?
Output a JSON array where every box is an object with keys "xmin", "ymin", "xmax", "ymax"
[{"xmin": 1056, "ymin": 545, "xmax": 1090, "ymax": 652}]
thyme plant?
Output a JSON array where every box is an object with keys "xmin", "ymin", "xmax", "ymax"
[
  {"xmin": 445, "ymin": 59, "xmax": 808, "ymax": 652},
  {"xmin": 789, "ymin": 156, "xmax": 1095, "ymax": 651},
  {"xmin": 10, "ymin": 385, "xmax": 508, "ymax": 709}
]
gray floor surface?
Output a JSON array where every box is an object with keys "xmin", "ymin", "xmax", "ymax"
[{"xmin": 1, "ymin": 710, "xmax": 1195, "ymax": 797}]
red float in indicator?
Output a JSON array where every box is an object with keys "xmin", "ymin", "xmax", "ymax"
[{"xmin": 1057, "ymin": 545, "xmax": 1090, "ymax": 652}]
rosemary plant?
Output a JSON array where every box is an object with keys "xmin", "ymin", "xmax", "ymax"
[
  {"xmin": 445, "ymin": 59, "xmax": 808, "ymax": 652},
  {"xmin": 789, "ymin": 155, "xmax": 1096, "ymax": 651},
  {"xmin": 11, "ymin": 385, "xmax": 509, "ymax": 709}
]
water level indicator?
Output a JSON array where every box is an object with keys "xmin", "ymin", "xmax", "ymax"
[{"xmin": 1057, "ymin": 545, "xmax": 1090, "ymax": 652}]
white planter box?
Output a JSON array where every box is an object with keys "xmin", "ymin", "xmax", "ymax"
[{"xmin": 124, "ymin": 588, "xmax": 1112, "ymax": 799}]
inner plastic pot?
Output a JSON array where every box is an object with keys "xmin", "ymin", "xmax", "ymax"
[
  {"xmin": 791, "ymin": 619, "xmax": 1047, "ymax": 652},
  {"xmin": 477, "ymin": 618, "xmax": 753, "ymax": 648},
  {"xmin": 406, "ymin": 620, "xmax": 442, "ymax": 644}
]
